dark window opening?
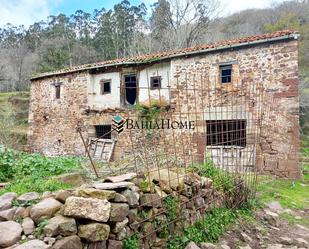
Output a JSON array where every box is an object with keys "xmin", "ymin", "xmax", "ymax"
[
  {"xmin": 150, "ymin": 76, "xmax": 161, "ymax": 89},
  {"xmin": 100, "ymin": 80, "xmax": 111, "ymax": 94},
  {"xmin": 124, "ymin": 74, "xmax": 137, "ymax": 105},
  {"xmin": 220, "ymin": 65, "xmax": 232, "ymax": 83},
  {"xmin": 206, "ymin": 120, "xmax": 246, "ymax": 147},
  {"xmin": 55, "ymin": 85, "xmax": 61, "ymax": 99},
  {"xmin": 95, "ymin": 125, "xmax": 112, "ymax": 139}
]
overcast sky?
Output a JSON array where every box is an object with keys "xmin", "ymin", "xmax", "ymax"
[{"xmin": 0, "ymin": 0, "xmax": 287, "ymax": 28}]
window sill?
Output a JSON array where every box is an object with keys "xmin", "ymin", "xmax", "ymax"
[{"xmin": 206, "ymin": 145, "xmax": 246, "ymax": 149}]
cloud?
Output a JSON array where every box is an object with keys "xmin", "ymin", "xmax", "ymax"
[{"xmin": 0, "ymin": 0, "xmax": 51, "ymax": 27}]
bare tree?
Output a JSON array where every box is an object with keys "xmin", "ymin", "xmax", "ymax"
[{"xmin": 151, "ymin": 0, "xmax": 219, "ymax": 51}]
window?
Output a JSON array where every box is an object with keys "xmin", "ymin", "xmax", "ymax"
[
  {"xmin": 206, "ymin": 120, "xmax": 246, "ymax": 147},
  {"xmin": 95, "ymin": 125, "xmax": 112, "ymax": 139},
  {"xmin": 100, "ymin": 80, "xmax": 111, "ymax": 95},
  {"xmin": 55, "ymin": 85, "xmax": 61, "ymax": 99},
  {"xmin": 150, "ymin": 76, "xmax": 161, "ymax": 89},
  {"xmin": 220, "ymin": 65, "xmax": 232, "ymax": 83}
]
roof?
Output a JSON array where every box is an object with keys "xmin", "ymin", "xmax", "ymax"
[{"xmin": 31, "ymin": 30, "xmax": 299, "ymax": 80}]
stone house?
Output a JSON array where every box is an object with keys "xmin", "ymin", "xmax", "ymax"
[{"xmin": 28, "ymin": 30, "xmax": 300, "ymax": 178}]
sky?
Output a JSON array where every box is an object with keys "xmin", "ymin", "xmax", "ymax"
[{"xmin": 0, "ymin": 0, "xmax": 287, "ymax": 28}]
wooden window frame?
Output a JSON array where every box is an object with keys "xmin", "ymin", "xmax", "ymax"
[
  {"xmin": 150, "ymin": 76, "xmax": 162, "ymax": 89},
  {"xmin": 100, "ymin": 80, "xmax": 112, "ymax": 95},
  {"xmin": 219, "ymin": 65, "xmax": 232, "ymax": 84}
]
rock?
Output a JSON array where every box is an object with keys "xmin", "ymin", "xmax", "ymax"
[
  {"xmin": 239, "ymin": 246, "xmax": 252, "ymax": 249},
  {"xmin": 55, "ymin": 190, "xmax": 71, "ymax": 203},
  {"xmin": 240, "ymin": 232, "xmax": 253, "ymax": 243},
  {"xmin": 112, "ymin": 218, "xmax": 129, "ymax": 233},
  {"xmin": 64, "ymin": 196, "xmax": 111, "ymax": 222},
  {"xmin": 22, "ymin": 217, "xmax": 35, "ymax": 235},
  {"xmin": 220, "ymin": 245, "xmax": 231, "ymax": 249},
  {"xmin": 17, "ymin": 192, "xmax": 40, "ymax": 203},
  {"xmin": 0, "ymin": 192, "xmax": 17, "ymax": 211},
  {"xmin": 14, "ymin": 207, "xmax": 27, "ymax": 219},
  {"xmin": 0, "ymin": 207, "xmax": 17, "ymax": 221},
  {"xmin": 113, "ymin": 193, "xmax": 127, "ymax": 203},
  {"xmin": 121, "ymin": 189, "xmax": 139, "ymax": 207},
  {"xmin": 0, "ymin": 221, "xmax": 22, "ymax": 247},
  {"xmin": 116, "ymin": 227, "xmax": 127, "ymax": 240},
  {"xmin": 200, "ymin": 177, "xmax": 213, "ymax": 188},
  {"xmin": 105, "ymin": 173, "xmax": 137, "ymax": 183},
  {"xmin": 185, "ymin": 242, "xmax": 200, "ymax": 249},
  {"xmin": 53, "ymin": 172, "xmax": 85, "ymax": 186},
  {"xmin": 30, "ymin": 198, "xmax": 62, "ymax": 223},
  {"xmin": 154, "ymin": 186, "xmax": 167, "ymax": 198},
  {"xmin": 194, "ymin": 197, "xmax": 205, "ymax": 208},
  {"xmin": 77, "ymin": 188, "xmax": 116, "ymax": 200},
  {"xmin": 14, "ymin": 239, "xmax": 49, "ymax": 249},
  {"xmin": 42, "ymin": 191, "xmax": 55, "ymax": 199},
  {"xmin": 78, "ymin": 223, "xmax": 110, "ymax": 242},
  {"xmin": 148, "ymin": 169, "xmax": 184, "ymax": 190},
  {"xmin": 52, "ymin": 235, "xmax": 82, "ymax": 249},
  {"xmin": 28, "ymin": 235, "xmax": 35, "ymax": 239},
  {"xmin": 93, "ymin": 182, "xmax": 135, "ymax": 190},
  {"xmin": 110, "ymin": 203, "xmax": 129, "ymax": 222},
  {"xmin": 44, "ymin": 215, "xmax": 77, "ymax": 237},
  {"xmin": 279, "ymin": 236, "xmax": 292, "ymax": 245},
  {"xmin": 88, "ymin": 241, "xmax": 107, "ymax": 249},
  {"xmin": 264, "ymin": 210, "xmax": 279, "ymax": 227},
  {"xmin": 266, "ymin": 201, "xmax": 284, "ymax": 214},
  {"xmin": 44, "ymin": 236, "xmax": 56, "ymax": 246},
  {"xmin": 200, "ymin": 242, "xmax": 217, "ymax": 249},
  {"xmin": 108, "ymin": 240, "xmax": 122, "ymax": 249},
  {"xmin": 184, "ymin": 173, "xmax": 201, "ymax": 186},
  {"xmin": 140, "ymin": 193, "xmax": 162, "ymax": 208},
  {"xmin": 294, "ymin": 238, "xmax": 308, "ymax": 247}
]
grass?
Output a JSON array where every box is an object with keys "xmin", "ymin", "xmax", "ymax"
[
  {"xmin": 257, "ymin": 178, "xmax": 309, "ymax": 210},
  {"xmin": 0, "ymin": 148, "xmax": 82, "ymax": 195}
]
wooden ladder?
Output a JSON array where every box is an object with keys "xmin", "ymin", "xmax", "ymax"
[{"xmin": 89, "ymin": 138, "xmax": 116, "ymax": 162}]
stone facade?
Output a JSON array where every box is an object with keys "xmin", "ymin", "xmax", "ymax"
[{"xmin": 28, "ymin": 37, "xmax": 300, "ymax": 178}]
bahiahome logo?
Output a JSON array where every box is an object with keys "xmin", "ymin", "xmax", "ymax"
[{"xmin": 112, "ymin": 115, "xmax": 195, "ymax": 134}]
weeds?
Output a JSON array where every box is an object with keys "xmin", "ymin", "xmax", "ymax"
[
  {"xmin": 163, "ymin": 196, "xmax": 180, "ymax": 222},
  {"xmin": 0, "ymin": 148, "xmax": 81, "ymax": 194},
  {"xmin": 123, "ymin": 234, "xmax": 139, "ymax": 249},
  {"xmin": 167, "ymin": 206, "xmax": 253, "ymax": 249},
  {"xmin": 33, "ymin": 219, "xmax": 49, "ymax": 237}
]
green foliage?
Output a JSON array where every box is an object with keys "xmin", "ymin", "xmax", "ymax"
[
  {"xmin": 0, "ymin": 177, "xmax": 74, "ymax": 196},
  {"xmin": 12, "ymin": 199, "xmax": 39, "ymax": 207},
  {"xmin": 0, "ymin": 148, "xmax": 81, "ymax": 194},
  {"xmin": 152, "ymin": 218, "xmax": 169, "ymax": 238},
  {"xmin": 33, "ymin": 219, "xmax": 49, "ymax": 237},
  {"xmin": 15, "ymin": 216, "xmax": 23, "ymax": 224},
  {"xmin": 163, "ymin": 196, "xmax": 180, "ymax": 222},
  {"xmin": 167, "ymin": 207, "xmax": 253, "ymax": 248},
  {"xmin": 191, "ymin": 159, "xmax": 234, "ymax": 192},
  {"xmin": 123, "ymin": 234, "xmax": 139, "ymax": 249},
  {"xmin": 134, "ymin": 102, "xmax": 168, "ymax": 122}
]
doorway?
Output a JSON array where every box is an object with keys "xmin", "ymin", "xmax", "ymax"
[{"xmin": 124, "ymin": 74, "xmax": 137, "ymax": 105}]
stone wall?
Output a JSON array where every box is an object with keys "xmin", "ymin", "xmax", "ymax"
[{"xmin": 0, "ymin": 171, "xmax": 223, "ymax": 249}]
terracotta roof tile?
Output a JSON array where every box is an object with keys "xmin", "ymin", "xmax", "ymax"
[{"xmin": 31, "ymin": 30, "xmax": 298, "ymax": 80}]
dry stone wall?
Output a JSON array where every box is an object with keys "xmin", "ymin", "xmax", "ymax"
[{"xmin": 0, "ymin": 171, "xmax": 223, "ymax": 249}]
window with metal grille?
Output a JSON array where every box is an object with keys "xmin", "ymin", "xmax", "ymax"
[
  {"xmin": 55, "ymin": 85, "xmax": 61, "ymax": 99},
  {"xmin": 220, "ymin": 65, "xmax": 232, "ymax": 83},
  {"xmin": 95, "ymin": 125, "xmax": 112, "ymax": 139},
  {"xmin": 100, "ymin": 80, "xmax": 111, "ymax": 94},
  {"xmin": 206, "ymin": 120, "xmax": 246, "ymax": 147},
  {"xmin": 150, "ymin": 76, "xmax": 161, "ymax": 89}
]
